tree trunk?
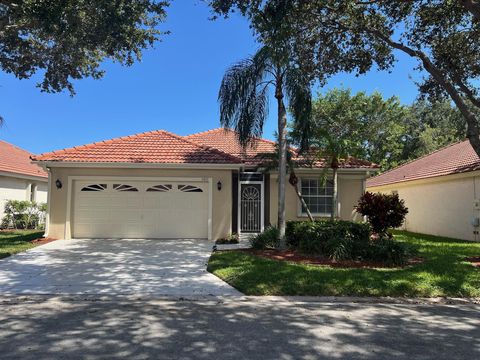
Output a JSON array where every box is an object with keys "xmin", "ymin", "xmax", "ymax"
[
  {"xmin": 331, "ymin": 165, "xmax": 338, "ymax": 221},
  {"xmin": 294, "ymin": 184, "xmax": 314, "ymax": 222},
  {"xmin": 275, "ymin": 77, "xmax": 288, "ymax": 248}
]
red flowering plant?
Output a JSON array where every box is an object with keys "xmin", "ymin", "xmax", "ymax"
[{"xmin": 356, "ymin": 192, "xmax": 409, "ymax": 237}]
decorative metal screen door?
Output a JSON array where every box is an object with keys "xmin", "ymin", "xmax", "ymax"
[{"xmin": 240, "ymin": 183, "xmax": 262, "ymax": 233}]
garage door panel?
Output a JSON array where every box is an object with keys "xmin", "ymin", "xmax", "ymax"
[{"xmin": 73, "ymin": 180, "xmax": 209, "ymax": 239}]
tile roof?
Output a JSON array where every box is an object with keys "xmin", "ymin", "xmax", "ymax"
[
  {"xmin": 0, "ymin": 140, "xmax": 48, "ymax": 179},
  {"xmin": 32, "ymin": 130, "xmax": 241, "ymax": 164},
  {"xmin": 367, "ymin": 139, "xmax": 480, "ymax": 188},
  {"xmin": 185, "ymin": 128, "xmax": 277, "ymax": 165},
  {"xmin": 186, "ymin": 128, "xmax": 377, "ymax": 169}
]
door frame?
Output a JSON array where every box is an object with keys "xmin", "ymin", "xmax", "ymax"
[
  {"xmin": 65, "ymin": 176, "xmax": 213, "ymax": 240},
  {"xmin": 238, "ymin": 180, "xmax": 264, "ymax": 235}
]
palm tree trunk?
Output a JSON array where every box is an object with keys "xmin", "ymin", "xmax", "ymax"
[
  {"xmin": 331, "ymin": 157, "xmax": 339, "ymax": 221},
  {"xmin": 276, "ymin": 77, "xmax": 287, "ymax": 248}
]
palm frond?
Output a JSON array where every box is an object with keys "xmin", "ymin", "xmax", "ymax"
[
  {"xmin": 218, "ymin": 47, "xmax": 272, "ymax": 146},
  {"xmin": 285, "ymin": 67, "xmax": 313, "ymax": 153}
]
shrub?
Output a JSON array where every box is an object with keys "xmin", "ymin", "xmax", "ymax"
[
  {"xmin": 249, "ymin": 226, "xmax": 279, "ymax": 250},
  {"xmin": 366, "ymin": 237, "xmax": 414, "ymax": 266},
  {"xmin": 356, "ymin": 192, "xmax": 408, "ymax": 235},
  {"xmin": 286, "ymin": 220, "xmax": 371, "ymax": 256},
  {"xmin": 216, "ymin": 233, "xmax": 239, "ymax": 244},
  {"xmin": 1, "ymin": 200, "xmax": 46, "ymax": 230}
]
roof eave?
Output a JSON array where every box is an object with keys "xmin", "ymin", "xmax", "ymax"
[{"xmin": 33, "ymin": 160, "xmax": 242, "ymax": 170}]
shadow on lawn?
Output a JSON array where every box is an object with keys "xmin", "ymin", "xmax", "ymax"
[{"xmin": 0, "ymin": 298, "xmax": 478, "ymax": 360}]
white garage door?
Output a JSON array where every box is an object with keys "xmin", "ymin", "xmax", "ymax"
[{"xmin": 73, "ymin": 180, "xmax": 209, "ymax": 239}]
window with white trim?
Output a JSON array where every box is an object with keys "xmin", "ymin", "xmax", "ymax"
[{"xmin": 300, "ymin": 178, "xmax": 333, "ymax": 216}]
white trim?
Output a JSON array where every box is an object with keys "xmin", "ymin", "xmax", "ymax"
[
  {"xmin": 44, "ymin": 168, "xmax": 52, "ymax": 237},
  {"xmin": 238, "ymin": 180, "xmax": 264, "ymax": 235},
  {"xmin": 64, "ymin": 175, "xmax": 213, "ymax": 240},
  {"xmin": 35, "ymin": 161, "xmax": 241, "ymax": 170},
  {"xmin": 0, "ymin": 170, "xmax": 48, "ymax": 182}
]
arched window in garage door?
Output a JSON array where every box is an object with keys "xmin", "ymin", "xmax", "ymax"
[
  {"xmin": 146, "ymin": 184, "xmax": 173, "ymax": 192},
  {"xmin": 178, "ymin": 184, "xmax": 203, "ymax": 193},
  {"xmin": 113, "ymin": 184, "xmax": 139, "ymax": 192},
  {"xmin": 81, "ymin": 184, "xmax": 107, "ymax": 192}
]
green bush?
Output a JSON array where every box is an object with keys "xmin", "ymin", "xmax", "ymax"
[
  {"xmin": 249, "ymin": 226, "xmax": 279, "ymax": 250},
  {"xmin": 286, "ymin": 220, "xmax": 371, "ymax": 256},
  {"xmin": 367, "ymin": 237, "xmax": 414, "ymax": 266},
  {"xmin": 1, "ymin": 200, "xmax": 46, "ymax": 230},
  {"xmin": 216, "ymin": 233, "xmax": 239, "ymax": 244},
  {"xmin": 285, "ymin": 220, "xmax": 413, "ymax": 265}
]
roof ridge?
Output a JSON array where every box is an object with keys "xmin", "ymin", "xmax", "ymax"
[
  {"xmin": 367, "ymin": 139, "xmax": 470, "ymax": 182},
  {"xmin": 165, "ymin": 130, "xmax": 242, "ymax": 163},
  {"xmin": 33, "ymin": 129, "xmax": 167, "ymax": 160},
  {"xmin": 186, "ymin": 127, "xmax": 277, "ymax": 146},
  {"xmin": 0, "ymin": 139, "xmax": 34, "ymax": 155}
]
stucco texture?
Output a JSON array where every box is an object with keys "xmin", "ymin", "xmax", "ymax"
[{"xmin": 368, "ymin": 171, "xmax": 480, "ymax": 241}]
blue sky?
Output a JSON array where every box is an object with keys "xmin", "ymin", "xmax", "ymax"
[{"xmin": 0, "ymin": 1, "xmax": 421, "ymax": 155}]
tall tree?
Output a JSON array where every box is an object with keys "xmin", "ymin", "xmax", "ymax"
[
  {"xmin": 211, "ymin": 0, "xmax": 392, "ymax": 242},
  {"xmin": 291, "ymin": 1, "xmax": 480, "ymax": 156},
  {"xmin": 0, "ymin": 0, "xmax": 169, "ymax": 95}
]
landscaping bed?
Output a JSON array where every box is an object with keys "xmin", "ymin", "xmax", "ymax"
[
  {"xmin": 208, "ymin": 231, "xmax": 480, "ymax": 297},
  {"xmin": 235, "ymin": 248, "xmax": 424, "ymax": 268}
]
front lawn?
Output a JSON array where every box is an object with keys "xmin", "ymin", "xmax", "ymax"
[
  {"xmin": 0, "ymin": 230, "xmax": 45, "ymax": 259},
  {"xmin": 208, "ymin": 231, "xmax": 480, "ymax": 297}
]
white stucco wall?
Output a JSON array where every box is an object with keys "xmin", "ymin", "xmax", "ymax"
[
  {"xmin": 368, "ymin": 171, "xmax": 480, "ymax": 241},
  {"xmin": 0, "ymin": 175, "xmax": 48, "ymax": 220}
]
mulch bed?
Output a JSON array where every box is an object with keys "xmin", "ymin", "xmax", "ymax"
[
  {"xmin": 465, "ymin": 256, "xmax": 480, "ymax": 268},
  {"xmin": 31, "ymin": 237, "xmax": 58, "ymax": 246},
  {"xmin": 236, "ymin": 248, "xmax": 424, "ymax": 269}
]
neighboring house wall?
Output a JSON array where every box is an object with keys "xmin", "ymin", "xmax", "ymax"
[
  {"xmin": 269, "ymin": 172, "xmax": 365, "ymax": 225},
  {"xmin": 0, "ymin": 175, "xmax": 48, "ymax": 220},
  {"xmin": 367, "ymin": 171, "xmax": 480, "ymax": 241},
  {"xmin": 47, "ymin": 167, "xmax": 233, "ymax": 240}
]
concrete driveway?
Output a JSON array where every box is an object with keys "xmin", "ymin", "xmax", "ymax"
[{"xmin": 0, "ymin": 239, "xmax": 241, "ymax": 296}]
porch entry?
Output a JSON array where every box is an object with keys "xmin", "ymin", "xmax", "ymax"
[{"xmin": 239, "ymin": 173, "xmax": 264, "ymax": 234}]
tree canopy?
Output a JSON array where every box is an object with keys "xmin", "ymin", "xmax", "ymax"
[
  {"xmin": 0, "ymin": 0, "xmax": 169, "ymax": 94},
  {"xmin": 303, "ymin": 88, "xmax": 465, "ymax": 171}
]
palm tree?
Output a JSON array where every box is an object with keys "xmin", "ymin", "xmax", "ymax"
[
  {"xmin": 256, "ymin": 142, "xmax": 315, "ymax": 222},
  {"xmin": 218, "ymin": 45, "xmax": 312, "ymax": 247}
]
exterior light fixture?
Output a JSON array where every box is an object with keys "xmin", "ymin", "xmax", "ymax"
[
  {"xmin": 217, "ymin": 181, "xmax": 222, "ymax": 191},
  {"xmin": 55, "ymin": 179, "xmax": 63, "ymax": 189}
]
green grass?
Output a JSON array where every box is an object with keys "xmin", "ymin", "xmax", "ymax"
[
  {"xmin": 0, "ymin": 230, "xmax": 45, "ymax": 259},
  {"xmin": 208, "ymin": 231, "xmax": 480, "ymax": 297}
]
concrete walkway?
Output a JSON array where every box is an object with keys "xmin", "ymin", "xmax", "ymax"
[
  {"xmin": 0, "ymin": 239, "xmax": 241, "ymax": 296},
  {"xmin": 0, "ymin": 297, "xmax": 478, "ymax": 359}
]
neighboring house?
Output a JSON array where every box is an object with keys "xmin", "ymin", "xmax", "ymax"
[
  {"xmin": 32, "ymin": 128, "xmax": 376, "ymax": 240},
  {"xmin": 0, "ymin": 140, "xmax": 48, "ymax": 220},
  {"xmin": 367, "ymin": 140, "xmax": 480, "ymax": 241}
]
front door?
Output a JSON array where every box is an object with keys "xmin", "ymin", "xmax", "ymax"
[{"xmin": 240, "ymin": 183, "xmax": 263, "ymax": 233}]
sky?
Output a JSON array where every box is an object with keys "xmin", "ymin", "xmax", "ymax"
[{"xmin": 0, "ymin": 1, "xmax": 421, "ymax": 155}]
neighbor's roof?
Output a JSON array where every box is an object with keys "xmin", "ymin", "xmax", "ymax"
[
  {"xmin": 185, "ymin": 128, "xmax": 377, "ymax": 169},
  {"xmin": 0, "ymin": 140, "xmax": 48, "ymax": 179},
  {"xmin": 367, "ymin": 139, "xmax": 480, "ymax": 188},
  {"xmin": 32, "ymin": 130, "xmax": 241, "ymax": 164}
]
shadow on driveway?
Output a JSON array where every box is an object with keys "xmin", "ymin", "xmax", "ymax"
[{"xmin": 0, "ymin": 239, "xmax": 240, "ymax": 296}]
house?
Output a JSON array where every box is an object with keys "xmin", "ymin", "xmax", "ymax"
[
  {"xmin": 367, "ymin": 139, "xmax": 480, "ymax": 241},
  {"xmin": 0, "ymin": 140, "xmax": 48, "ymax": 220},
  {"xmin": 32, "ymin": 128, "xmax": 377, "ymax": 240}
]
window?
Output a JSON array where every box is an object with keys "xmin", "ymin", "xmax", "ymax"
[
  {"xmin": 113, "ymin": 184, "xmax": 138, "ymax": 192},
  {"xmin": 30, "ymin": 184, "xmax": 37, "ymax": 202},
  {"xmin": 178, "ymin": 184, "xmax": 203, "ymax": 193},
  {"xmin": 81, "ymin": 184, "xmax": 107, "ymax": 192},
  {"xmin": 146, "ymin": 184, "xmax": 172, "ymax": 192},
  {"xmin": 300, "ymin": 178, "xmax": 333, "ymax": 215}
]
